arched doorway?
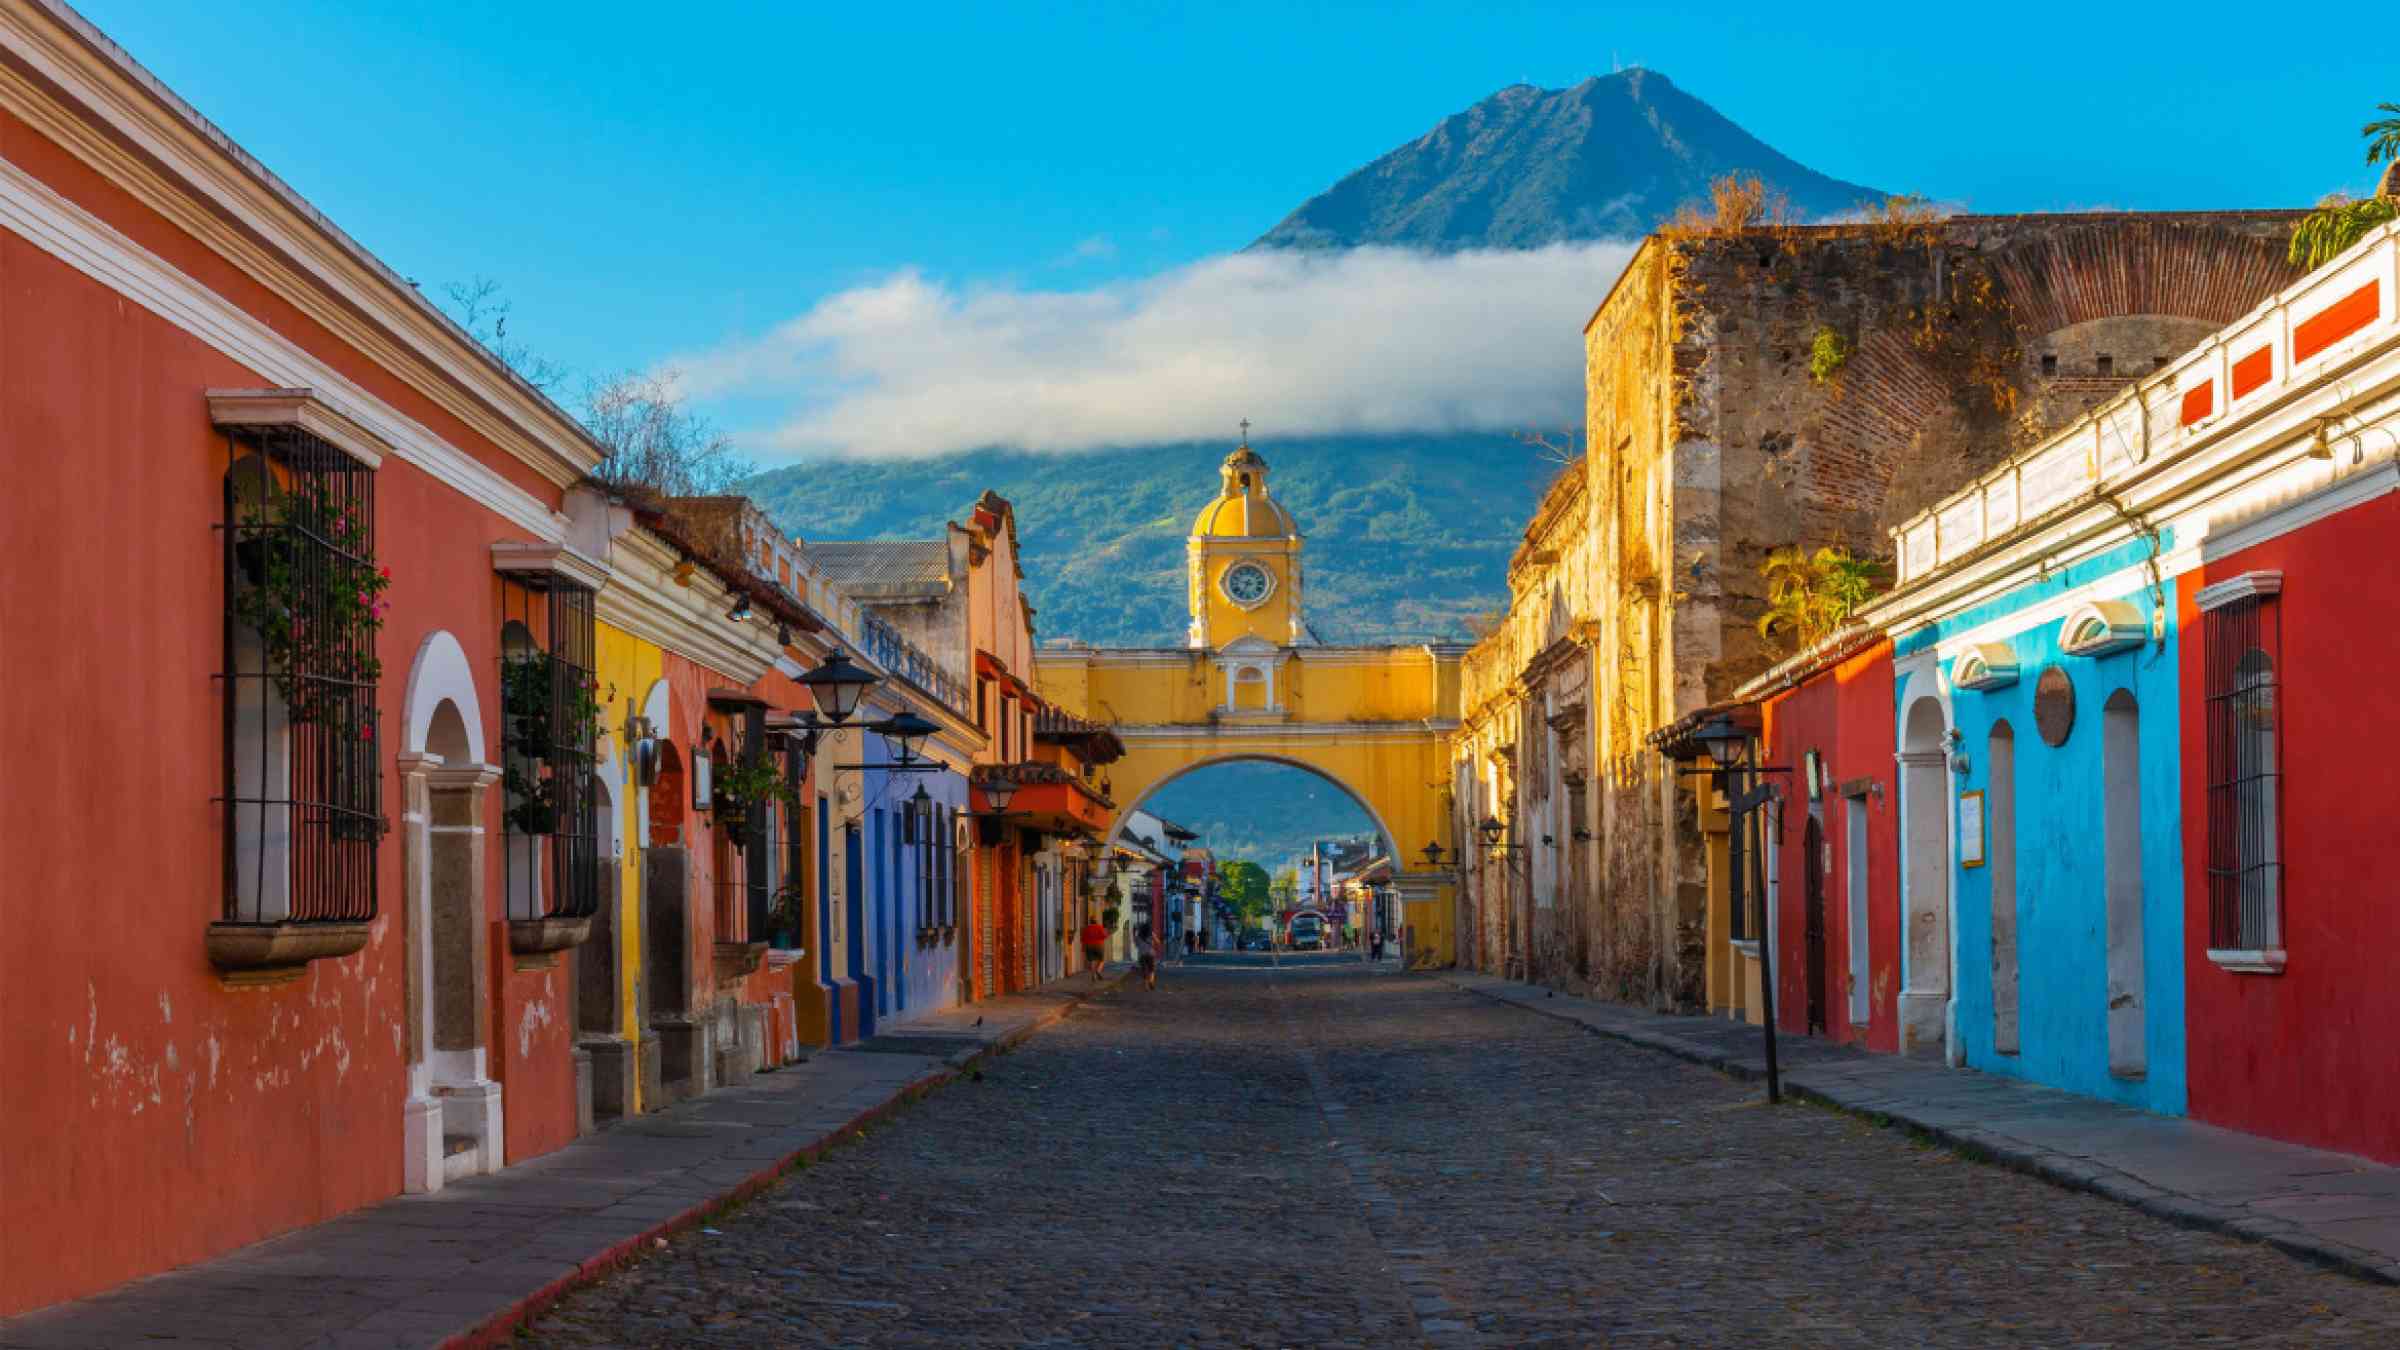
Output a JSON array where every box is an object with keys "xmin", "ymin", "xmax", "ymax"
[
  {"xmin": 1899, "ymin": 691, "xmax": 1953, "ymax": 1059},
  {"xmin": 398, "ymin": 630, "xmax": 503, "ymax": 1192}
]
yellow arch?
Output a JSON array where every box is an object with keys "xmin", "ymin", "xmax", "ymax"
[
  {"xmin": 1115, "ymin": 751, "xmax": 1397, "ymax": 853},
  {"xmin": 1041, "ymin": 643, "xmax": 1465, "ymax": 965}
]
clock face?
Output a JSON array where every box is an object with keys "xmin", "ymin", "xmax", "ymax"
[{"xmin": 1221, "ymin": 562, "xmax": 1272, "ymax": 606}]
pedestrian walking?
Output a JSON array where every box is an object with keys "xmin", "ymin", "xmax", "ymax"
[
  {"xmin": 1184, "ymin": 929, "xmax": 1196, "ymax": 956},
  {"xmin": 1370, "ymin": 929, "xmax": 1385, "ymax": 962},
  {"xmin": 1080, "ymin": 916, "xmax": 1108, "ymax": 979},
  {"xmin": 1136, "ymin": 923, "xmax": 1159, "ymax": 991}
]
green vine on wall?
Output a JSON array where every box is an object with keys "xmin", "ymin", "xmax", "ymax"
[
  {"xmin": 230, "ymin": 476, "xmax": 390, "ymax": 727},
  {"xmin": 1807, "ymin": 327, "xmax": 1851, "ymax": 386},
  {"xmin": 501, "ymin": 651, "xmax": 603, "ymax": 836}
]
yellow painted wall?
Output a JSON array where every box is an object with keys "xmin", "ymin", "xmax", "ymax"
[
  {"xmin": 594, "ymin": 618, "xmax": 664, "ymax": 1101},
  {"xmin": 1039, "ymin": 647, "xmax": 1454, "ymax": 727}
]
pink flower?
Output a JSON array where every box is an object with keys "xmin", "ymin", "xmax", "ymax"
[
  {"xmin": 359, "ymin": 724, "xmax": 374, "ymax": 741},
  {"xmin": 377, "ymin": 565, "xmax": 391, "ymax": 581}
]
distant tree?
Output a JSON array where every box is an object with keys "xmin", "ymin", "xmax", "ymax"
[
  {"xmin": 2289, "ymin": 103, "xmax": 2400, "ymax": 270},
  {"xmin": 1663, "ymin": 172, "xmax": 1793, "ymax": 237},
  {"xmin": 579, "ymin": 370, "xmax": 754, "ymax": 499},
  {"xmin": 1216, "ymin": 860, "xmax": 1272, "ymax": 926},
  {"xmin": 1756, "ymin": 545, "xmax": 1886, "ymax": 654},
  {"xmin": 439, "ymin": 278, "xmax": 753, "ymax": 499},
  {"xmin": 442, "ymin": 277, "xmax": 568, "ymax": 394},
  {"xmin": 1269, "ymin": 868, "xmax": 1299, "ymax": 911}
]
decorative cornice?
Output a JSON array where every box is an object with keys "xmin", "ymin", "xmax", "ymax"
[
  {"xmin": 0, "ymin": 150, "xmax": 564, "ymax": 539},
  {"xmin": 206, "ymin": 387, "xmax": 390, "ymax": 468},
  {"xmin": 2194, "ymin": 569, "xmax": 2285, "ymax": 613},
  {"xmin": 595, "ymin": 527, "xmax": 778, "ymax": 684},
  {"xmin": 492, "ymin": 540, "xmax": 612, "ymax": 592},
  {"xmin": 0, "ymin": 3, "xmax": 602, "ymax": 487}
]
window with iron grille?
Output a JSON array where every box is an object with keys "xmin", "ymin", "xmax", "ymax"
[
  {"xmin": 221, "ymin": 431, "xmax": 385, "ymax": 926},
  {"xmin": 2203, "ymin": 582, "xmax": 2283, "ymax": 956},
  {"xmin": 773, "ymin": 744, "xmax": 806, "ymax": 949},
  {"xmin": 705, "ymin": 733, "xmax": 748, "ymax": 943},
  {"xmin": 499, "ymin": 575, "xmax": 602, "ymax": 923}
]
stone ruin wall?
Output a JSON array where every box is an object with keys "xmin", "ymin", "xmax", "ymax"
[{"xmin": 1565, "ymin": 210, "xmax": 2299, "ymax": 1010}]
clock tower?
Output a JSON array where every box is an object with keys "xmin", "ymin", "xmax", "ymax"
[{"xmin": 1187, "ymin": 436, "xmax": 1305, "ymax": 653}]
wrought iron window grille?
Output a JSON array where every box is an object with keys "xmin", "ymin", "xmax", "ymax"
[
  {"xmin": 218, "ymin": 429, "xmax": 384, "ymax": 930},
  {"xmin": 2204, "ymin": 592, "xmax": 2284, "ymax": 958},
  {"xmin": 499, "ymin": 573, "xmax": 602, "ymax": 926}
]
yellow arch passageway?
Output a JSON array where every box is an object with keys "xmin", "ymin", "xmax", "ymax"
[{"xmin": 1036, "ymin": 439, "xmax": 1464, "ymax": 963}]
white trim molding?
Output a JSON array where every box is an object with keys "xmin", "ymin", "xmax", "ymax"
[
  {"xmin": 2207, "ymin": 947, "xmax": 2288, "ymax": 975},
  {"xmin": 492, "ymin": 540, "xmax": 612, "ymax": 592},
  {"xmin": 0, "ymin": 152, "xmax": 566, "ymax": 539},
  {"xmin": 2059, "ymin": 599, "xmax": 2148, "ymax": 657},
  {"xmin": 1950, "ymin": 643, "xmax": 2019, "ymax": 691},
  {"xmin": 1, "ymin": 2, "xmax": 603, "ymax": 487},
  {"xmin": 2194, "ymin": 570, "xmax": 2285, "ymax": 613},
  {"xmin": 207, "ymin": 387, "xmax": 389, "ymax": 468}
]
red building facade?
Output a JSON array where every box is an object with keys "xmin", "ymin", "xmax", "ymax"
[
  {"xmin": 2177, "ymin": 487, "xmax": 2400, "ymax": 1162},
  {"xmin": 1756, "ymin": 638, "xmax": 1904, "ymax": 1054}
]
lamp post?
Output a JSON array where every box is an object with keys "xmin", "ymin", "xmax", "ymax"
[
  {"xmin": 1685, "ymin": 711, "xmax": 1789, "ymax": 1105},
  {"xmin": 776, "ymin": 651, "xmax": 952, "ymax": 774}
]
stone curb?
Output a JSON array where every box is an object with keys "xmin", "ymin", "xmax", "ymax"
[
  {"xmin": 1439, "ymin": 974, "xmax": 2400, "ymax": 1290},
  {"xmin": 441, "ymin": 972, "xmax": 1124, "ymax": 1349}
]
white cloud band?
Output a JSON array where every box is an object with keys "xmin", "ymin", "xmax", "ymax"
[{"xmin": 669, "ymin": 242, "xmax": 1637, "ymax": 459}]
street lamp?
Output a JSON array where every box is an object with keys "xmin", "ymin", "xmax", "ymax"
[
  {"xmin": 1419, "ymin": 840, "xmax": 1447, "ymax": 868},
  {"xmin": 1693, "ymin": 713, "xmax": 1751, "ymax": 769},
  {"xmin": 797, "ymin": 651, "xmax": 875, "ymax": 724},
  {"xmin": 977, "ymin": 770, "xmax": 1019, "ymax": 814},
  {"xmin": 1675, "ymin": 706, "xmax": 1791, "ymax": 1105},
  {"xmin": 879, "ymin": 709, "xmax": 939, "ymax": 765}
]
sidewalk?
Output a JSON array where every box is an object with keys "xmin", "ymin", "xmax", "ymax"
[
  {"xmin": 0, "ymin": 970, "xmax": 1121, "ymax": 1350},
  {"xmin": 1445, "ymin": 971, "xmax": 2400, "ymax": 1287}
]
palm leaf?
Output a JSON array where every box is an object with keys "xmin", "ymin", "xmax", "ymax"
[{"xmin": 2365, "ymin": 102, "xmax": 2400, "ymax": 168}]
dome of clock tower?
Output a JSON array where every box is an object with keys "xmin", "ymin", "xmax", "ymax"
[{"xmin": 1190, "ymin": 442, "xmax": 1298, "ymax": 539}]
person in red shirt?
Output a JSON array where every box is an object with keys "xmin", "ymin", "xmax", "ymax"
[{"xmin": 1080, "ymin": 916, "xmax": 1108, "ymax": 978}]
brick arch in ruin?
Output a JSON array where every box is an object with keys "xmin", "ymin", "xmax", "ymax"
[{"xmin": 1802, "ymin": 217, "xmax": 2302, "ymax": 541}]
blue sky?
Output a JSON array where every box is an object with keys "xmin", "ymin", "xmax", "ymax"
[{"xmin": 73, "ymin": 0, "xmax": 2390, "ymax": 457}]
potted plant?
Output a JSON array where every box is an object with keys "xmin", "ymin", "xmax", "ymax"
[
  {"xmin": 1101, "ymin": 905, "xmax": 1121, "ymax": 933},
  {"xmin": 768, "ymin": 878, "xmax": 807, "ymax": 949},
  {"xmin": 499, "ymin": 650, "xmax": 603, "ymax": 837},
  {"xmin": 712, "ymin": 750, "xmax": 791, "ymax": 836}
]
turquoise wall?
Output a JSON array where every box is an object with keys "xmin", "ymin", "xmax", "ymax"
[{"xmin": 1903, "ymin": 540, "xmax": 2188, "ymax": 1115}]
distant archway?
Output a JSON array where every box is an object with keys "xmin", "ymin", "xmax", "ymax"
[
  {"xmin": 1118, "ymin": 755, "xmax": 1398, "ymax": 951},
  {"xmin": 1118, "ymin": 754, "xmax": 1398, "ymax": 860}
]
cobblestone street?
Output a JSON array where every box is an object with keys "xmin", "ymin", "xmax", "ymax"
[{"xmin": 526, "ymin": 960, "xmax": 2400, "ymax": 1346}]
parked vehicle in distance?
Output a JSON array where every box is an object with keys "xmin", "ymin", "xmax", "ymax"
[
  {"xmin": 1289, "ymin": 912, "xmax": 1325, "ymax": 951},
  {"xmin": 1237, "ymin": 928, "xmax": 1273, "ymax": 951}
]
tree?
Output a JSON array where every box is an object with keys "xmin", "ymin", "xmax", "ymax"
[
  {"xmin": 1756, "ymin": 545, "xmax": 1886, "ymax": 654},
  {"xmin": 1215, "ymin": 860, "xmax": 1272, "ymax": 927},
  {"xmin": 439, "ymin": 279, "xmax": 753, "ymax": 499},
  {"xmin": 443, "ymin": 278, "xmax": 568, "ymax": 394},
  {"xmin": 2289, "ymin": 102, "xmax": 2400, "ymax": 270},
  {"xmin": 579, "ymin": 370, "xmax": 753, "ymax": 499}
]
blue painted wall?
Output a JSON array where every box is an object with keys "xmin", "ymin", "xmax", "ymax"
[
  {"xmin": 1906, "ymin": 541, "xmax": 2187, "ymax": 1115},
  {"xmin": 848, "ymin": 734, "xmax": 969, "ymax": 1030}
]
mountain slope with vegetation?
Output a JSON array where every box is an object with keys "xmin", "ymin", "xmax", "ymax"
[{"xmin": 745, "ymin": 432, "xmax": 1552, "ymax": 647}]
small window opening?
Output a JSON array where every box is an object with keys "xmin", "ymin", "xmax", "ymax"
[
  {"xmin": 2096, "ymin": 354, "xmax": 2115, "ymax": 378},
  {"xmin": 2040, "ymin": 354, "xmax": 2058, "ymax": 377}
]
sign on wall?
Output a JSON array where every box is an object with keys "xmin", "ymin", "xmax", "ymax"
[{"xmin": 1958, "ymin": 789, "xmax": 1986, "ymax": 869}]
